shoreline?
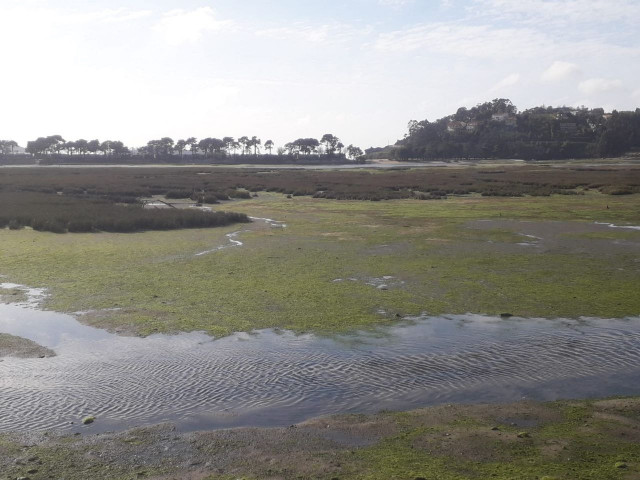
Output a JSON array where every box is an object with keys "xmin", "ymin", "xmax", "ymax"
[{"xmin": 1, "ymin": 396, "xmax": 638, "ymax": 479}]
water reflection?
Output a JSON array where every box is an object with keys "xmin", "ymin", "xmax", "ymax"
[{"xmin": 1, "ymin": 300, "xmax": 639, "ymax": 433}]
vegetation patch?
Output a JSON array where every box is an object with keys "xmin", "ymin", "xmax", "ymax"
[
  {"xmin": 0, "ymin": 398, "xmax": 638, "ymax": 479},
  {"xmin": 0, "ymin": 192, "xmax": 249, "ymax": 233},
  {"xmin": 1, "ymin": 164, "xmax": 639, "ymax": 202},
  {"xmin": 0, "ymin": 190, "xmax": 639, "ymax": 337}
]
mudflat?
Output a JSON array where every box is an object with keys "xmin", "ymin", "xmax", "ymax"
[{"xmin": 1, "ymin": 397, "xmax": 638, "ymax": 479}]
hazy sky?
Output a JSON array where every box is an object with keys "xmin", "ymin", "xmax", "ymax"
[{"xmin": 1, "ymin": 0, "xmax": 639, "ymax": 150}]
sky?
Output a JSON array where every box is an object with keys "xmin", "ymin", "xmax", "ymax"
[{"xmin": 1, "ymin": 0, "xmax": 639, "ymax": 150}]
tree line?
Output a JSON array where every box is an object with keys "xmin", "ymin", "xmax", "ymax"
[
  {"xmin": 0, "ymin": 133, "xmax": 364, "ymax": 162},
  {"xmin": 374, "ymin": 99, "xmax": 640, "ymax": 161},
  {"xmin": 0, "ymin": 140, "xmax": 19, "ymax": 154}
]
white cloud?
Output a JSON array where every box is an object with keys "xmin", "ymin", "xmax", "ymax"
[
  {"xmin": 378, "ymin": 0, "xmax": 415, "ymax": 6},
  {"xmin": 541, "ymin": 61, "xmax": 581, "ymax": 82},
  {"xmin": 66, "ymin": 8, "xmax": 152, "ymax": 24},
  {"xmin": 255, "ymin": 23, "xmax": 371, "ymax": 44},
  {"xmin": 491, "ymin": 73, "xmax": 521, "ymax": 91},
  {"xmin": 375, "ymin": 24, "xmax": 553, "ymax": 59},
  {"xmin": 578, "ymin": 78, "xmax": 623, "ymax": 95},
  {"xmin": 473, "ymin": 0, "xmax": 640, "ymax": 26},
  {"xmin": 153, "ymin": 7, "xmax": 231, "ymax": 46}
]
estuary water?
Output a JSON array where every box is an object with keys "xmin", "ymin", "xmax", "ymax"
[{"xmin": 1, "ymin": 299, "xmax": 640, "ymax": 434}]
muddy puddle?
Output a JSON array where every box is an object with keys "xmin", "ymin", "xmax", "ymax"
[{"xmin": 2, "ymin": 292, "xmax": 640, "ymax": 434}]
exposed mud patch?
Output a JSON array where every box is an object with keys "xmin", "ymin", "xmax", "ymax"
[
  {"xmin": 0, "ymin": 333, "xmax": 55, "ymax": 359},
  {"xmin": 466, "ymin": 219, "xmax": 640, "ymax": 255}
]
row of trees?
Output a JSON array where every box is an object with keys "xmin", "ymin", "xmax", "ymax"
[
  {"xmin": 11, "ymin": 134, "xmax": 364, "ymax": 160},
  {"xmin": 383, "ymin": 99, "xmax": 640, "ymax": 160},
  {"xmin": 283, "ymin": 136, "xmax": 363, "ymax": 158},
  {"xmin": 25, "ymin": 136, "xmax": 129, "ymax": 156},
  {"xmin": 141, "ymin": 136, "xmax": 270, "ymax": 157},
  {"xmin": 142, "ymin": 134, "xmax": 363, "ymax": 158}
]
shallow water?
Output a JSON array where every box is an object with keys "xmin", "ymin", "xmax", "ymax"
[{"xmin": 1, "ymin": 300, "xmax": 640, "ymax": 434}]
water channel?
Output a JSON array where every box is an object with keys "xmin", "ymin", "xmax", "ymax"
[{"xmin": 2, "ymin": 294, "xmax": 640, "ymax": 434}]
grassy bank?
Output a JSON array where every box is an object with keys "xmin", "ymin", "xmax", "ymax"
[
  {"xmin": 1, "ymin": 397, "xmax": 638, "ymax": 479},
  {"xmin": 0, "ymin": 192, "xmax": 639, "ymax": 337}
]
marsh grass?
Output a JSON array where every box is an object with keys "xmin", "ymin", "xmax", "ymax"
[{"xmin": 0, "ymin": 192, "xmax": 250, "ymax": 233}]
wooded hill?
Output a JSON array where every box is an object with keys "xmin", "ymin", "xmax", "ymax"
[{"xmin": 371, "ymin": 99, "xmax": 640, "ymax": 161}]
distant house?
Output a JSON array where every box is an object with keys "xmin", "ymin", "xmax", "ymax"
[
  {"xmin": 447, "ymin": 121, "xmax": 467, "ymax": 133},
  {"xmin": 1, "ymin": 144, "xmax": 25, "ymax": 154},
  {"xmin": 466, "ymin": 121, "xmax": 479, "ymax": 132},
  {"xmin": 491, "ymin": 113, "xmax": 517, "ymax": 127}
]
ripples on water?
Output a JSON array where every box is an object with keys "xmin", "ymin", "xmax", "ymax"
[{"xmin": 1, "ymin": 300, "xmax": 640, "ymax": 433}]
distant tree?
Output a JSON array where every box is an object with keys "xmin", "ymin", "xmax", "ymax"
[
  {"xmin": 0, "ymin": 140, "xmax": 18, "ymax": 154},
  {"xmin": 159, "ymin": 137, "xmax": 174, "ymax": 156},
  {"xmin": 250, "ymin": 136, "xmax": 261, "ymax": 155},
  {"xmin": 336, "ymin": 141, "xmax": 344, "ymax": 154},
  {"xmin": 49, "ymin": 135, "xmax": 66, "ymax": 154},
  {"xmin": 63, "ymin": 141, "xmax": 77, "ymax": 155},
  {"xmin": 346, "ymin": 144, "xmax": 364, "ymax": 159},
  {"xmin": 299, "ymin": 138, "xmax": 319, "ymax": 155},
  {"xmin": 284, "ymin": 138, "xmax": 319, "ymax": 156},
  {"xmin": 222, "ymin": 136, "xmax": 235, "ymax": 155},
  {"xmin": 25, "ymin": 139, "xmax": 40, "ymax": 155},
  {"xmin": 264, "ymin": 139, "xmax": 274, "ymax": 154},
  {"xmin": 320, "ymin": 134, "xmax": 340, "ymax": 155},
  {"xmin": 186, "ymin": 137, "xmax": 198, "ymax": 156},
  {"xmin": 284, "ymin": 141, "xmax": 296, "ymax": 155},
  {"xmin": 75, "ymin": 139, "xmax": 89, "ymax": 156},
  {"xmin": 99, "ymin": 140, "xmax": 112, "ymax": 156},
  {"xmin": 211, "ymin": 138, "xmax": 225, "ymax": 155},
  {"xmin": 238, "ymin": 136, "xmax": 250, "ymax": 155},
  {"xmin": 111, "ymin": 141, "xmax": 128, "ymax": 155},
  {"xmin": 26, "ymin": 135, "xmax": 65, "ymax": 155},
  {"xmin": 175, "ymin": 139, "xmax": 187, "ymax": 158},
  {"xmin": 87, "ymin": 139, "xmax": 100, "ymax": 154},
  {"xmin": 198, "ymin": 138, "xmax": 212, "ymax": 157}
]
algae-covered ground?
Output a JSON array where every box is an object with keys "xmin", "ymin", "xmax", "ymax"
[
  {"xmin": 1, "ymin": 397, "xmax": 638, "ymax": 480},
  {"xmin": 0, "ymin": 192, "xmax": 639, "ymax": 337}
]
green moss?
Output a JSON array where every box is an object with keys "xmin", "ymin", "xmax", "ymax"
[
  {"xmin": 339, "ymin": 398, "xmax": 640, "ymax": 480},
  {"xmin": 1, "ymin": 193, "xmax": 639, "ymax": 337}
]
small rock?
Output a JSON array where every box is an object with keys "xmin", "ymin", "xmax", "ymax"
[
  {"xmin": 26, "ymin": 469, "xmax": 38, "ymax": 474},
  {"xmin": 500, "ymin": 313, "xmax": 513, "ymax": 318},
  {"xmin": 82, "ymin": 415, "xmax": 96, "ymax": 425},
  {"xmin": 615, "ymin": 461, "xmax": 628, "ymax": 469},
  {"xmin": 490, "ymin": 426, "xmax": 500, "ymax": 431},
  {"xmin": 517, "ymin": 431, "xmax": 530, "ymax": 438},
  {"xmin": 377, "ymin": 284, "xmax": 388, "ymax": 290}
]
